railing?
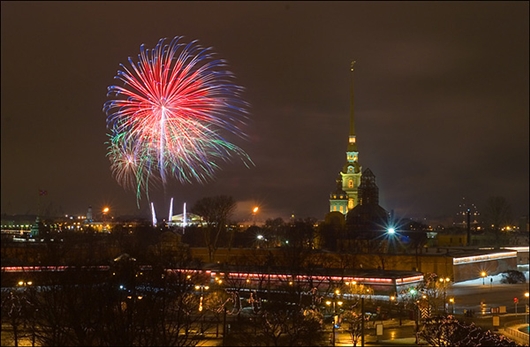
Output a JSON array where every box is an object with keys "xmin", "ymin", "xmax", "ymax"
[{"xmin": 503, "ymin": 325, "xmax": 529, "ymax": 345}]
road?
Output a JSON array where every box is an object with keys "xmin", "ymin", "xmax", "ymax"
[
  {"xmin": 332, "ymin": 324, "xmax": 417, "ymax": 345},
  {"xmin": 447, "ymin": 282, "xmax": 529, "ymax": 315}
]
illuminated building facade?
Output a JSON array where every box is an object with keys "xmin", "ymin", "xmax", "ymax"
[
  {"xmin": 330, "ymin": 62, "xmax": 361, "ymax": 215},
  {"xmin": 346, "ymin": 168, "xmax": 389, "ymax": 232}
]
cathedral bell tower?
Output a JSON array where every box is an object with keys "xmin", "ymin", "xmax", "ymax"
[{"xmin": 330, "ymin": 61, "xmax": 362, "ymax": 215}]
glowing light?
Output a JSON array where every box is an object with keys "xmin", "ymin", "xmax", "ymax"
[
  {"xmin": 151, "ymin": 202, "xmax": 157, "ymax": 227},
  {"xmin": 168, "ymin": 197, "xmax": 173, "ymax": 223},
  {"xmin": 388, "ymin": 228, "xmax": 395, "ymax": 234},
  {"xmin": 104, "ymin": 36, "xmax": 253, "ymax": 203},
  {"xmin": 453, "ymin": 251, "xmax": 516, "ymax": 265}
]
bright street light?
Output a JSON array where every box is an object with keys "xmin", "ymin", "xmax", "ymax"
[
  {"xmin": 252, "ymin": 206, "xmax": 259, "ymax": 225},
  {"xmin": 481, "ymin": 271, "xmax": 487, "ymax": 285},
  {"xmin": 195, "ymin": 284, "xmax": 209, "ymax": 312}
]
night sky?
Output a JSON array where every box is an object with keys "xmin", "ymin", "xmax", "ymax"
[{"xmin": 1, "ymin": 2, "xmax": 528, "ymax": 224}]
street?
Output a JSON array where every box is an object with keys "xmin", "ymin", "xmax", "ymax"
[{"xmin": 447, "ymin": 281, "xmax": 529, "ymax": 315}]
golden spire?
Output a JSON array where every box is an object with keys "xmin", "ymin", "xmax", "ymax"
[{"xmin": 349, "ymin": 61, "xmax": 357, "ymax": 149}]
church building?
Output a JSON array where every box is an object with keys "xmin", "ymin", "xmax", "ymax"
[
  {"xmin": 329, "ymin": 63, "xmax": 388, "ymax": 230},
  {"xmin": 329, "ymin": 62, "xmax": 362, "ymax": 215}
]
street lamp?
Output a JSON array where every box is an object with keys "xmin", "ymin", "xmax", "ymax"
[
  {"xmin": 481, "ymin": 271, "xmax": 487, "ymax": 285},
  {"xmin": 195, "ymin": 284, "xmax": 209, "ymax": 335},
  {"xmin": 102, "ymin": 207, "xmax": 110, "ymax": 231},
  {"xmin": 439, "ymin": 277, "xmax": 451, "ymax": 314},
  {"xmin": 195, "ymin": 284, "xmax": 210, "ymax": 312},
  {"xmin": 449, "ymin": 298, "xmax": 455, "ymax": 314},
  {"xmin": 252, "ymin": 206, "xmax": 259, "ymax": 225},
  {"xmin": 326, "ymin": 290, "xmax": 343, "ymax": 346}
]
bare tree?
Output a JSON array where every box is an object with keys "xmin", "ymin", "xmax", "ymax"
[
  {"xmin": 419, "ymin": 315, "xmax": 517, "ymax": 346},
  {"xmin": 191, "ymin": 195, "xmax": 236, "ymax": 262},
  {"xmin": 342, "ymin": 309, "xmax": 365, "ymax": 347},
  {"xmin": 482, "ymin": 196, "xmax": 513, "ymax": 247}
]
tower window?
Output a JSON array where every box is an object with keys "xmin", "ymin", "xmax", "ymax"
[{"xmin": 348, "ymin": 179, "xmax": 354, "ymax": 188}]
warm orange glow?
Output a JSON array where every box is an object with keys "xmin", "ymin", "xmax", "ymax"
[
  {"xmin": 253, "ymin": 206, "xmax": 259, "ymax": 213},
  {"xmin": 103, "ymin": 207, "xmax": 110, "ymax": 213}
]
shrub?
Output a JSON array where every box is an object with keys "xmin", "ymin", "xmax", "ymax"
[{"xmin": 500, "ymin": 270, "xmax": 526, "ymax": 284}]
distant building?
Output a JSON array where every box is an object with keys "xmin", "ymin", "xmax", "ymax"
[
  {"xmin": 328, "ymin": 63, "xmax": 390, "ymax": 236},
  {"xmin": 346, "ymin": 168, "xmax": 389, "ymax": 233},
  {"xmin": 170, "ymin": 212, "xmax": 203, "ymax": 227},
  {"xmin": 330, "ymin": 62, "xmax": 361, "ymax": 215}
]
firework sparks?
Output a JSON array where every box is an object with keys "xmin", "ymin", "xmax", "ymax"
[{"xmin": 104, "ymin": 36, "xmax": 253, "ymax": 203}]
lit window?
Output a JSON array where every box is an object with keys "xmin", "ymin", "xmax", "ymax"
[{"xmin": 348, "ymin": 180, "xmax": 354, "ymax": 188}]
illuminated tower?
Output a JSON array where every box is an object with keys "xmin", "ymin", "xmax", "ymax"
[{"xmin": 330, "ymin": 61, "xmax": 362, "ymax": 215}]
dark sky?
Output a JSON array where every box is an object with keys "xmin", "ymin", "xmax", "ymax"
[{"xmin": 1, "ymin": 1, "xmax": 528, "ymax": 224}]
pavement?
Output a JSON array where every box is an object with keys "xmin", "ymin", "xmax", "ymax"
[{"xmin": 337, "ymin": 319, "xmax": 426, "ymax": 346}]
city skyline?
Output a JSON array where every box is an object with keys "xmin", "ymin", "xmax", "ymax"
[{"xmin": 1, "ymin": 2, "xmax": 528, "ymax": 222}]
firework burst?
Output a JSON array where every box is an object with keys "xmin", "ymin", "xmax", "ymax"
[{"xmin": 104, "ymin": 36, "xmax": 253, "ymax": 203}]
